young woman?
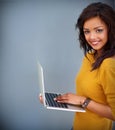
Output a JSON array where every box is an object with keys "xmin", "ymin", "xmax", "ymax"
[{"xmin": 39, "ymin": 2, "xmax": 115, "ymax": 130}]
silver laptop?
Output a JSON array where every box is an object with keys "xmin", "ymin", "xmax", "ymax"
[{"xmin": 38, "ymin": 61, "xmax": 85, "ymax": 112}]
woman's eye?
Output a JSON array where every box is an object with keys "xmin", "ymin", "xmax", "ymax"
[
  {"xmin": 96, "ymin": 29, "xmax": 103, "ymax": 33},
  {"xmin": 84, "ymin": 30, "xmax": 90, "ymax": 34}
]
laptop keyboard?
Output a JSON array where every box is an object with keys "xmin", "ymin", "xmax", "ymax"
[{"xmin": 45, "ymin": 92, "xmax": 68, "ymax": 108}]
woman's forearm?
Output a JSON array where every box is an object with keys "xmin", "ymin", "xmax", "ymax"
[{"xmin": 87, "ymin": 100, "xmax": 115, "ymax": 121}]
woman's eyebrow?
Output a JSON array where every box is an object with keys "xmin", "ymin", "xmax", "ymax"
[
  {"xmin": 83, "ymin": 28, "xmax": 89, "ymax": 30},
  {"xmin": 83, "ymin": 26, "xmax": 104, "ymax": 30}
]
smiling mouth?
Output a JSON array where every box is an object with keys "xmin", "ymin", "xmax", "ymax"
[
  {"xmin": 91, "ymin": 41, "xmax": 100, "ymax": 46},
  {"xmin": 92, "ymin": 43, "xmax": 98, "ymax": 46}
]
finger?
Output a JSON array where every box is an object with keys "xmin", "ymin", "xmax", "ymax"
[
  {"xmin": 38, "ymin": 93, "xmax": 43, "ymax": 104},
  {"xmin": 56, "ymin": 94, "xmax": 69, "ymax": 100},
  {"xmin": 55, "ymin": 96, "xmax": 69, "ymax": 103},
  {"xmin": 39, "ymin": 93, "xmax": 42, "ymax": 97},
  {"xmin": 54, "ymin": 95, "xmax": 64, "ymax": 101},
  {"xmin": 57, "ymin": 99, "xmax": 70, "ymax": 104}
]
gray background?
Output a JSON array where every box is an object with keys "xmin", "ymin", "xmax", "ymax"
[{"xmin": 1, "ymin": 0, "xmax": 115, "ymax": 130}]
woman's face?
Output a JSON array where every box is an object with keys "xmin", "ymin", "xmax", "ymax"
[{"xmin": 83, "ymin": 16, "xmax": 108, "ymax": 54}]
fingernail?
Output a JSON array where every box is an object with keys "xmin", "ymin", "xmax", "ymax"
[
  {"xmin": 39, "ymin": 93, "xmax": 42, "ymax": 97},
  {"xmin": 54, "ymin": 98, "xmax": 56, "ymax": 101}
]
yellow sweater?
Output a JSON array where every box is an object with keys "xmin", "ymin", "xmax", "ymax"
[{"xmin": 73, "ymin": 53, "xmax": 115, "ymax": 130}]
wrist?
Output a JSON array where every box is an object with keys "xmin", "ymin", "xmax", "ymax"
[
  {"xmin": 79, "ymin": 97, "xmax": 86, "ymax": 105},
  {"xmin": 82, "ymin": 97, "xmax": 91, "ymax": 108}
]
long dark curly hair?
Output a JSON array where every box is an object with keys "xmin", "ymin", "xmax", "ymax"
[{"xmin": 76, "ymin": 2, "xmax": 115, "ymax": 70}]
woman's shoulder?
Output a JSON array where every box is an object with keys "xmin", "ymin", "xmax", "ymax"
[
  {"xmin": 83, "ymin": 53, "xmax": 95, "ymax": 61},
  {"xmin": 101, "ymin": 56, "xmax": 115, "ymax": 69}
]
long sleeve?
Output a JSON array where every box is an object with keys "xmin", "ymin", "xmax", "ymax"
[{"xmin": 99, "ymin": 58, "xmax": 115, "ymax": 120}]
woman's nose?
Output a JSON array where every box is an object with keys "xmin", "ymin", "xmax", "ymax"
[{"xmin": 89, "ymin": 32, "xmax": 96, "ymax": 40}]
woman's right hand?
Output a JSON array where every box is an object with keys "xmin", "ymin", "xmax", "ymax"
[{"xmin": 39, "ymin": 93, "xmax": 44, "ymax": 104}]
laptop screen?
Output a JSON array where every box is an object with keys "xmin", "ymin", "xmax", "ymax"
[{"xmin": 37, "ymin": 61, "xmax": 46, "ymax": 106}]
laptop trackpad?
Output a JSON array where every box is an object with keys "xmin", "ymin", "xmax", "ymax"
[{"xmin": 67, "ymin": 104, "xmax": 84, "ymax": 111}]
